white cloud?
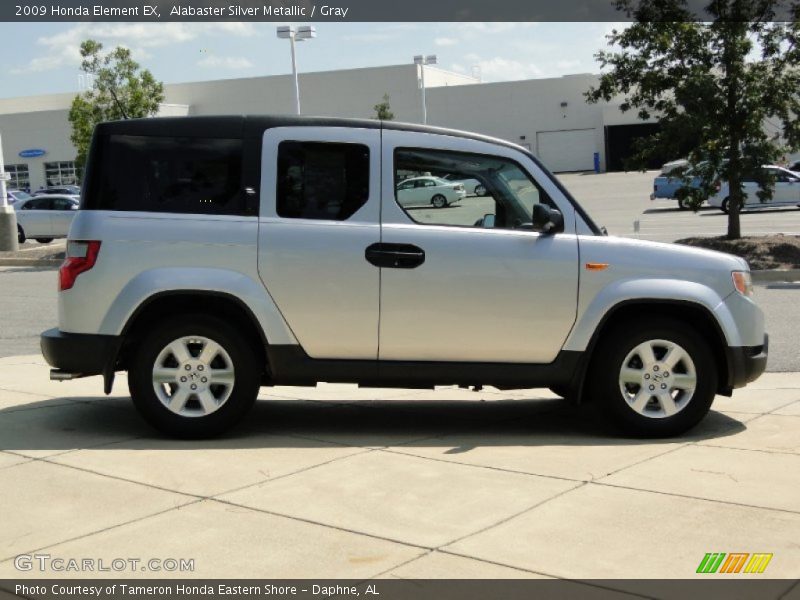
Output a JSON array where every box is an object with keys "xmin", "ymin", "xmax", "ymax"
[
  {"xmin": 12, "ymin": 22, "xmax": 258, "ymax": 74},
  {"xmin": 198, "ymin": 55, "xmax": 254, "ymax": 70},
  {"xmin": 434, "ymin": 37, "xmax": 458, "ymax": 47}
]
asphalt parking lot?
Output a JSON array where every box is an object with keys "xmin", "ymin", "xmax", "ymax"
[{"xmin": 0, "ymin": 170, "xmax": 798, "ymax": 586}]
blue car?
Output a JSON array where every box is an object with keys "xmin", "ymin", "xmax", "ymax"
[{"xmin": 650, "ymin": 162, "xmax": 711, "ymax": 209}]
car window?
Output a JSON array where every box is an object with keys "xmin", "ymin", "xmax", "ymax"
[
  {"xmin": 52, "ymin": 197, "xmax": 76, "ymax": 210},
  {"xmin": 277, "ymin": 141, "xmax": 369, "ymax": 221},
  {"xmin": 397, "ymin": 179, "xmax": 415, "ymax": 190},
  {"xmin": 86, "ymin": 134, "xmax": 246, "ymax": 215},
  {"xmin": 394, "ymin": 147, "xmax": 553, "ymax": 230},
  {"xmin": 22, "ymin": 198, "xmax": 51, "ymax": 210}
]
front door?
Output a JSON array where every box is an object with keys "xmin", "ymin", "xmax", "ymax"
[
  {"xmin": 377, "ymin": 130, "xmax": 580, "ymax": 364},
  {"xmin": 257, "ymin": 126, "xmax": 381, "ymax": 359}
]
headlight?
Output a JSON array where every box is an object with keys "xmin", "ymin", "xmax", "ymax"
[{"xmin": 732, "ymin": 271, "xmax": 753, "ymax": 297}]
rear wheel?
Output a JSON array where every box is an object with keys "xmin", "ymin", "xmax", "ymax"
[
  {"xmin": 677, "ymin": 196, "xmax": 690, "ymax": 210},
  {"xmin": 128, "ymin": 314, "xmax": 260, "ymax": 438},
  {"xmin": 475, "ymin": 184, "xmax": 486, "ymax": 197},
  {"xmin": 35, "ymin": 238, "xmax": 53, "ymax": 244},
  {"xmin": 431, "ymin": 194, "xmax": 447, "ymax": 209},
  {"xmin": 17, "ymin": 226, "xmax": 25, "ymax": 244},
  {"xmin": 587, "ymin": 318, "xmax": 717, "ymax": 437}
]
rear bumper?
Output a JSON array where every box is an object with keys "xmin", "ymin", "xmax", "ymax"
[
  {"xmin": 40, "ymin": 328, "xmax": 120, "ymax": 376},
  {"xmin": 726, "ymin": 334, "xmax": 768, "ymax": 389}
]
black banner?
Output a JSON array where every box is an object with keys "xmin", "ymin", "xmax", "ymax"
[
  {"xmin": 2, "ymin": 0, "xmax": 798, "ymax": 22},
  {"xmin": 2, "ymin": 580, "xmax": 799, "ymax": 600}
]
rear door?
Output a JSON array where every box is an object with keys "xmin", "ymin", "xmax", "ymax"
[
  {"xmin": 49, "ymin": 196, "xmax": 77, "ymax": 237},
  {"xmin": 257, "ymin": 126, "xmax": 381, "ymax": 359}
]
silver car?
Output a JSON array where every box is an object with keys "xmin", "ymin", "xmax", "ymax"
[
  {"xmin": 15, "ymin": 194, "xmax": 79, "ymax": 244},
  {"xmin": 41, "ymin": 116, "xmax": 767, "ymax": 439},
  {"xmin": 396, "ymin": 176, "xmax": 466, "ymax": 208}
]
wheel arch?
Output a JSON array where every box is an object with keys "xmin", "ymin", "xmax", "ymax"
[
  {"xmin": 115, "ymin": 291, "xmax": 270, "ymax": 375},
  {"xmin": 571, "ymin": 299, "xmax": 732, "ymax": 401}
]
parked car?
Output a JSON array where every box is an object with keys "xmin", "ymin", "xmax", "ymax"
[
  {"xmin": 650, "ymin": 161, "xmax": 721, "ymax": 209},
  {"xmin": 709, "ymin": 165, "xmax": 800, "ymax": 213},
  {"xmin": 41, "ymin": 116, "xmax": 767, "ymax": 439},
  {"xmin": 444, "ymin": 176, "xmax": 487, "ymax": 196},
  {"xmin": 396, "ymin": 176, "xmax": 466, "ymax": 208},
  {"xmin": 34, "ymin": 185, "xmax": 81, "ymax": 196},
  {"xmin": 7, "ymin": 189, "xmax": 33, "ymax": 205},
  {"xmin": 15, "ymin": 194, "xmax": 79, "ymax": 243}
]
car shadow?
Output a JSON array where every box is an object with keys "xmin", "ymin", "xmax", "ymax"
[
  {"xmin": 641, "ymin": 206, "xmax": 715, "ymax": 215},
  {"xmin": 698, "ymin": 207, "xmax": 800, "ymax": 217},
  {"xmin": 0, "ymin": 394, "xmax": 747, "ymax": 452}
]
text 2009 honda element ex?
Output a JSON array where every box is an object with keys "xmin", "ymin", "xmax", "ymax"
[{"xmin": 40, "ymin": 116, "xmax": 767, "ymax": 438}]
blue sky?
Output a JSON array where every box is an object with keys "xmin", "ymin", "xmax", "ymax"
[{"xmin": 0, "ymin": 22, "xmax": 625, "ymax": 99}]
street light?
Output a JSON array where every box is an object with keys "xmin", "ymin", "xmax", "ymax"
[
  {"xmin": 277, "ymin": 25, "xmax": 316, "ymax": 115},
  {"xmin": 414, "ymin": 54, "xmax": 437, "ymax": 125}
]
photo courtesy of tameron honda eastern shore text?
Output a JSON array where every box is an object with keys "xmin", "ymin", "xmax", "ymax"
[{"xmin": 40, "ymin": 116, "xmax": 768, "ymax": 438}]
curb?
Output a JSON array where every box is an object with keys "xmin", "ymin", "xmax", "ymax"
[
  {"xmin": 751, "ymin": 269, "xmax": 800, "ymax": 283},
  {"xmin": 0, "ymin": 258, "xmax": 62, "ymax": 268}
]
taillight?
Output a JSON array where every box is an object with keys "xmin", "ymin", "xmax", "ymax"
[{"xmin": 59, "ymin": 240, "xmax": 101, "ymax": 291}]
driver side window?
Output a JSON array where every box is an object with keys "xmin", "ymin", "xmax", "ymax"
[{"xmin": 393, "ymin": 147, "xmax": 553, "ymax": 229}]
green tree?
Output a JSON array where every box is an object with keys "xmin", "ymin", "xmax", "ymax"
[
  {"xmin": 373, "ymin": 93, "xmax": 395, "ymax": 120},
  {"xmin": 587, "ymin": 0, "xmax": 800, "ymax": 239},
  {"xmin": 69, "ymin": 40, "xmax": 164, "ymax": 169}
]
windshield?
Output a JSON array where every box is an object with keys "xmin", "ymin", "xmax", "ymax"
[{"xmin": 10, "ymin": 191, "xmax": 32, "ymax": 201}]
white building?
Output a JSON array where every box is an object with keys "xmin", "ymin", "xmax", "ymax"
[{"xmin": 0, "ymin": 63, "xmax": 649, "ymax": 192}]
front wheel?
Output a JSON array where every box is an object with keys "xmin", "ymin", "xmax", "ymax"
[
  {"xmin": 17, "ymin": 226, "xmax": 26, "ymax": 244},
  {"xmin": 677, "ymin": 196, "xmax": 690, "ymax": 210},
  {"xmin": 431, "ymin": 194, "xmax": 447, "ymax": 209},
  {"xmin": 587, "ymin": 318, "xmax": 717, "ymax": 437},
  {"xmin": 128, "ymin": 314, "xmax": 260, "ymax": 438}
]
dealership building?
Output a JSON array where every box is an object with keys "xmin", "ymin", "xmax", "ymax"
[{"xmin": 0, "ymin": 63, "xmax": 656, "ymax": 192}]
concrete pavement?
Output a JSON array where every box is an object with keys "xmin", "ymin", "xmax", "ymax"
[{"xmin": 0, "ymin": 354, "xmax": 798, "ymax": 585}]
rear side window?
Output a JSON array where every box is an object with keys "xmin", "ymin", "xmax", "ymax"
[
  {"xmin": 85, "ymin": 135, "xmax": 246, "ymax": 215},
  {"xmin": 276, "ymin": 141, "xmax": 369, "ymax": 220}
]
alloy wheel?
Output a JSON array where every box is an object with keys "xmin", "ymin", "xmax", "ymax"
[{"xmin": 618, "ymin": 339, "xmax": 697, "ymax": 419}]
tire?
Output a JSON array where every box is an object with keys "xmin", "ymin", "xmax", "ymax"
[
  {"xmin": 17, "ymin": 225, "xmax": 25, "ymax": 244},
  {"xmin": 677, "ymin": 196, "xmax": 689, "ymax": 210},
  {"xmin": 475, "ymin": 184, "xmax": 486, "ymax": 197},
  {"xmin": 720, "ymin": 198, "xmax": 729, "ymax": 214},
  {"xmin": 587, "ymin": 317, "xmax": 717, "ymax": 438},
  {"xmin": 431, "ymin": 194, "xmax": 447, "ymax": 209},
  {"xmin": 35, "ymin": 238, "xmax": 54, "ymax": 244},
  {"xmin": 128, "ymin": 313, "xmax": 260, "ymax": 438}
]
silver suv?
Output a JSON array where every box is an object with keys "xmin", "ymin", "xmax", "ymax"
[{"xmin": 41, "ymin": 116, "xmax": 767, "ymax": 438}]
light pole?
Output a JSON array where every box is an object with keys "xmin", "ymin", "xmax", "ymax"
[
  {"xmin": 0, "ymin": 132, "xmax": 19, "ymax": 251},
  {"xmin": 277, "ymin": 25, "xmax": 316, "ymax": 115},
  {"xmin": 414, "ymin": 54, "xmax": 437, "ymax": 125}
]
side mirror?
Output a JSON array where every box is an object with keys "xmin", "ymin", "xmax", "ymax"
[
  {"xmin": 482, "ymin": 214, "xmax": 496, "ymax": 229},
  {"xmin": 531, "ymin": 203, "xmax": 564, "ymax": 234}
]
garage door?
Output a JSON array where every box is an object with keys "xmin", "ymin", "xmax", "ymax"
[{"xmin": 536, "ymin": 129, "xmax": 596, "ymax": 173}]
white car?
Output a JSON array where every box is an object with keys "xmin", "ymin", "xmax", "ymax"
[
  {"xmin": 446, "ymin": 177, "xmax": 487, "ymax": 196},
  {"xmin": 710, "ymin": 165, "xmax": 800, "ymax": 213},
  {"xmin": 16, "ymin": 194, "xmax": 79, "ymax": 244},
  {"xmin": 396, "ymin": 176, "xmax": 466, "ymax": 208}
]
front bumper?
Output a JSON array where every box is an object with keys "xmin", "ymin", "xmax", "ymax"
[
  {"xmin": 726, "ymin": 334, "xmax": 769, "ymax": 389},
  {"xmin": 40, "ymin": 328, "xmax": 121, "ymax": 377}
]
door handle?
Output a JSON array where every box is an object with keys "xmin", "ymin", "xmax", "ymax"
[{"xmin": 365, "ymin": 243, "xmax": 426, "ymax": 269}]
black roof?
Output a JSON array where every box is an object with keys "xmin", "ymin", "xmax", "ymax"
[{"xmin": 93, "ymin": 115, "xmax": 523, "ymax": 151}]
